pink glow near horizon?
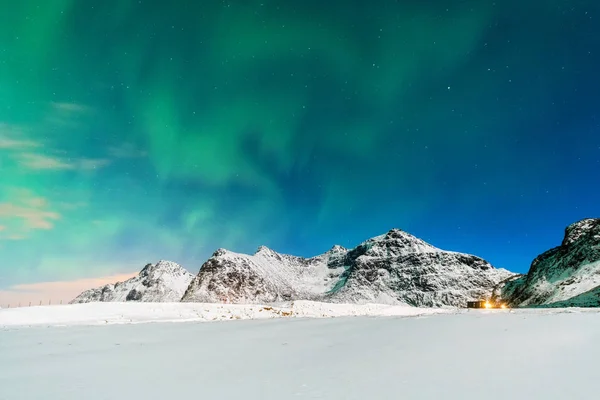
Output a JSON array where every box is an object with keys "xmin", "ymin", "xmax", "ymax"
[{"xmin": 0, "ymin": 272, "xmax": 138, "ymax": 307}]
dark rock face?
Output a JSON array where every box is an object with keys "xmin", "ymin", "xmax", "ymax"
[
  {"xmin": 502, "ymin": 219, "xmax": 600, "ymax": 307},
  {"xmin": 182, "ymin": 229, "xmax": 514, "ymax": 307},
  {"xmin": 126, "ymin": 289, "xmax": 143, "ymax": 301},
  {"xmin": 70, "ymin": 261, "xmax": 194, "ymax": 303}
]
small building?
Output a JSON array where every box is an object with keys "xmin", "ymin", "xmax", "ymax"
[{"xmin": 467, "ymin": 300, "xmax": 487, "ymax": 308}]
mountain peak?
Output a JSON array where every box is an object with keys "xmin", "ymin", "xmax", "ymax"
[
  {"xmin": 212, "ymin": 248, "xmax": 229, "ymax": 257},
  {"xmin": 140, "ymin": 260, "xmax": 186, "ymax": 277},
  {"xmin": 255, "ymin": 245, "xmax": 276, "ymax": 255},
  {"xmin": 154, "ymin": 260, "xmax": 182, "ymax": 270},
  {"xmin": 562, "ymin": 218, "xmax": 600, "ymax": 246},
  {"xmin": 361, "ymin": 228, "xmax": 440, "ymax": 257},
  {"xmin": 385, "ymin": 228, "xmax": 411, "ymax": 238},
  {"xmin": 328, "ymin": 244, "xmax": 347, "ymax": 254}
]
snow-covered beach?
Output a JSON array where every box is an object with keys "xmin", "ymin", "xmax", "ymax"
[
  {"xmin": 0, "ymin": 301, "xmax": 450, "ymax": 327},
  {"xmin": 2, "ymin": 302, "xmax": 599, "ymax": 399}
]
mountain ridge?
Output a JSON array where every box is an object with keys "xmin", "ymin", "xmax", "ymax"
[
  {"xmin": 181, "ymin": 228, "xmax": 514, "ymax": 307},
  {"xmin": 70, "ymin": 260, "xmax": 194, "ymax": 304},
  {"xmin": 70, "ymin": 228, "xmax": 516, "ymax": 307}
]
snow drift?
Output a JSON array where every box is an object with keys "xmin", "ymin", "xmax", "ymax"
[{"xmin": 2, "ymin": 305, "xmax": 599, "ymax": 400}]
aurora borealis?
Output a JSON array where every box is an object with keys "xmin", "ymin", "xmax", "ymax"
[{"xmin": 1, "ymin": 1, "xmax": 599, "ymax": 297}]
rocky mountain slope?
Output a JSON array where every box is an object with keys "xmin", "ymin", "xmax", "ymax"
[
  {"xmin": 182, "ymin": 229, "xmax": 514, "ymax": 307},
  {"xmin": 502, "ymin": 218, "xmax": 600, "ymax": 307},
  {"xmin": 70, "ymin": 261, "xmax": 194, "ymax": 303},
  {"xmin": 180, "ymin": 245, "xmax": 348, "ymax": 303}
]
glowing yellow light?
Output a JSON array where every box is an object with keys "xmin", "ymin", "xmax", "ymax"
[
  {"xmin": 484, "ymin": 301, "xmax": 491, "ymax": 308},
  {"xmin": 500, "ymin": 304, "xmax": 507, "ymax": 309}
]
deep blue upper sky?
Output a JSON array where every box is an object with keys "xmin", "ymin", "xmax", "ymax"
[{"xmin": 0, "ymin": 0, "xmax": 599, "ymax": 289}]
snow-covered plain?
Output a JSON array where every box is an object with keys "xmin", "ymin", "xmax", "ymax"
[
  {"xmin": 0, "ymin": 301, "xmax": 449, "ymax": 327},
  {"xmin": 1, "ymin": 303, "xmax": 599, "ymax": 400}
]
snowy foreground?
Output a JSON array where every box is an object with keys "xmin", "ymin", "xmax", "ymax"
[
  {"xmin": 1, "ymin": 302, "xmax": 600, "ymax": 400},
  {"xmin": 0, "ymin": 301, "xmax": 449, "ymax": 327}
]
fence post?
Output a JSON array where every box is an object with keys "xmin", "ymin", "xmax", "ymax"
[
  {"xmin": 29, "ymin": 302, "xmax": 31, "ymax": 307},
  {"xmin": 39, "ymin": 300, "xmax": 42, "ymax": 306}
]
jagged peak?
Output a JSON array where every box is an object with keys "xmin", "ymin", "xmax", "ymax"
[
  {"xmin": 139, "ymin": 260, "xmax": 187, "ymax": 277},
  {"xmin": 384, "ymin": 228, "xmax": 419, "ymax": 239},
  {"xmin": 362, "ymin": 228, "xmax": 439, "ymax": 253},
  {"xmin": 209, "ymin": 246, "xmax": 282, "ymax": 260},
  {"xmin": 563, "ymin": 218, "xmax": 600, "ymax": 246},
  {"xmin": 255, "ymin": 245, "xmax": 271, "ymax": 254},
  {"xmin": 146, "ymin": 260, "xmax": 182, "ymax": 269},
  {"xmin": 328, "ymin": 244, "xmax": 347, "ymax": 254},
  {"xmin": 155, "ymin": 259, "xmax": 182, "ymax": 267},
  {"xmin": 212, "ymin": 248, "xmax": 229, "ymax": 258},
  {"xmin": 255, "ymin": 245, "xmax": 283, "ymax": 258},
  {"xmin": 367, "ymin": 228, "xmax": 414, "ymax": 241},
  {"xmin": 139, "ymin": 260, "xmax": 186, "ymax": 277}
]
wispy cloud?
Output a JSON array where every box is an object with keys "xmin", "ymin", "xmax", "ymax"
[
  {"xmin": 0, "ymin": 136, "xmax": 40, "ymax": 149},
  {"xmin": 0, "ymin": 124, "xmax": 41, "ymax": 149},
  {"xmin": 50, "ymin": 102, "xmax": 91, "ymax": 114},
  {"xmin": 0, "ymin": 189, "xmax": 61, "ymax": 239},
  {"xmin": 0, "ymin": 203, "xmax": 60, "ymax": 230},
  {"xmin": 1, "ymin": 121, "xmax": 111, "ymax": 171},
  {"xmin": 17, "ymin": 153, "xmax": 73, "ymax": 170},
  {"xmin": 17, "ymin": 153, "xmax": 111, "ymax": 171},
  {"xmin": 0, "ymin": 272, "xmax": 138, "ymax": 306},
  {"xmin": 2, "ymin": 106, "xmax": 125, "ymax": 171},
  {"xmin": 44, "ymin": 102, "xmax": 93, "ymax": 128}
]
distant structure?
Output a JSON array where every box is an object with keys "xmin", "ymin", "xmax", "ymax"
[
  {"xmin": 466, "ymin": 299, "xmax": 507, "ymax": 309},
  {"xmin": 467, "ymin": 300, "xmax": 487, "ymax": 308}
]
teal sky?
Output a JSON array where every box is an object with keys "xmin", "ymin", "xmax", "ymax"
[{"xmin": 1, "ymin": 0, "xmax": 599, "ymax": 290}]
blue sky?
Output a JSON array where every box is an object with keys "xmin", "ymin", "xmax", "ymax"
[{"xmin": 0, "ymin": 1, "xmax": 599, "ymax": 302}]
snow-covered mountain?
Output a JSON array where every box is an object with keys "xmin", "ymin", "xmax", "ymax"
[
  {"xmin": 326, "ymin": 229, "xmax": 515, "ymax": 306},
  {"xmin": 70, "ymin": 261, "xmax": 194, "ymax": 303},
  {"xmin": 502, "ymin": 218, "xmax": 600, "ymax": 307},
  {"xmin": 182, "ymin": 229, "xmax": 514, "ymax": 307},
  {"xmin": 180, "ymin": 245, "xmax": 348, "ymax": 303}
]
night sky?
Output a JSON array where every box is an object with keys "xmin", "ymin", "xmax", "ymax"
[{"xmin": 1, "ymin": 0, "xmax": 599, "ymax": 290}]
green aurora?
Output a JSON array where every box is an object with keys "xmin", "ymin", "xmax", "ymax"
[{"xmin": 1, "ymin": 1, "xmax": 599, "ymax": 290}]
